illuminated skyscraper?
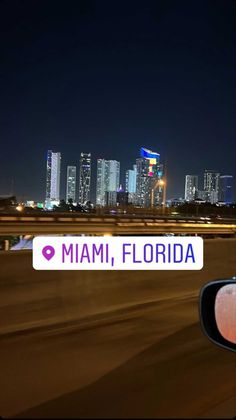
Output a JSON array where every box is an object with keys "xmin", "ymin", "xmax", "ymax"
[
  {"xmin": 204, "ymin": 170, "xmax": 220, "ymax": 203},
  {"xmin": 66, "ymin": 166, "xmax": 76, "ymax": 203},
  {"xmin": 136, "ymin": 158, "xmax": 150, "ymax": 207},
  {"xmin": 78, "ymin": 153, "xmax": 91, "ymax": 204},
  {"xmin": 45, "ymin": 150, "xmax": 61, "ymax": 208},
  {"xmin": 96, "ymin": 159, "xmax": 107, "ymax": 207},
  {"xmin": 184, "ymin": 175, "xmax": 198, "ymax": 202},
  {"xmin": 219, "ymin": 175, "xmax": 233, "ymax": 204},
  {"xmin": 125, "ymin": 165, "xmax": 137, "ymax": 203},
  {"xmin": 136, "ymin": 147, "xmax": 163, "ymax": 207},
  {"xmin": 107, "ymin": 160, "xmax": 120, "ymax": 192},
  {"xmin": 96, "ymin": 159, "xmax": 120, "ymax": 206}
]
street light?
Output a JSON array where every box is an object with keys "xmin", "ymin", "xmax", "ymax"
[
  {"xmin": 16, "ymin": 205, "xmax": 23, "ymax": 212},
  {"xmin": 151, "ymin": 178, "xmax": 167, "ymax": 210},
  {"xmin": 159, "ymin": 179, "xmax": 167, "ymax": 209}
]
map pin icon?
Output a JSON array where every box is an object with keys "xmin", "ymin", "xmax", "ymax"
[{"xmin": 42, "ymin": 245, "xmax": 55, "ymax": 261}]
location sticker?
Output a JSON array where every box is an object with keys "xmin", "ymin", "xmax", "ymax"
[
  {"xmin": 33, "ymin": 236, "xmax": 203, "ymax": 270},
  {"xmin": 42, "ymin": 245, "xmax": 55, "ymax": 261}
]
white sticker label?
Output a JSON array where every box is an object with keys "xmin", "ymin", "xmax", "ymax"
[{"xmin": 33, "ymin": 236, "xmax": 203, "ymax": 270}]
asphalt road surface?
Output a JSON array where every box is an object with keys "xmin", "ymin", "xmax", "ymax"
[{"xmin": 0, "ymin": 240, "xmax": 236, "ymax": 418}]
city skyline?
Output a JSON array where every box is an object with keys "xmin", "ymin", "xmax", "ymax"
[
  {"xmin": 2, "ymin": 145, "xmax": 235, "ymax": 204},
  {"xmin": 1, "ymin": 1, "xmax": 235, "ymax": 202},
  {"xmin": 2, "ymin": 144, "xmax": 235, "ymax": 203},
  {"xmin": 42, "ymin": 147, "xmax": 234, "ymax": 207}
]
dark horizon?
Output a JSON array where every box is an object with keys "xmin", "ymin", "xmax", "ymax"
[{"xmin": 1, "ymin": 0, "xmax": 235, "ymax": 202}]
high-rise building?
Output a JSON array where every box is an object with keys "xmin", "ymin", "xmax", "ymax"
[
  {"xmin": 106, "ymin": 160, "xmax": 120, "ymax": 192},
  {"xmin": 78, "ymin": 153, "xmax": 91, "ymax": 204},
  {"xmin": 96, "ymin": 159, "xmax": 107, "ymax": 207},
  {"xmin": 219, "ymin": 175, "xmax": 233, "ymax": 204},
  {"xmin": 136, "ymin": 157, "xmax": 151, "ymax": 207},
  {"xmin": 136, "ymin": 147, "xmax": 163, "ymax": 207},
  {"xmin": 117, "ymin": 185, "xmax": 129, "ymax": 206},
  {"xmin": 204, "ymin": 170, "xmax": 220, "ymax": 203},
  {"xmin": 105, "ymin": 191, "xmax": 117, "ymax": 206},
  {"xmin": 196, "ymin": 190, "xmax": 207, "ymax": 202},
  {"xmin": 96, "ymin": 159, "xmax": 120, "ymax": 206},
  {"xmin": 45, "ymin": 150, "xmax": 61, "ymax": 208},
  {"xmin": 66, "ymin": 166, "xmax": 76, "ymax": 203},
  {"xmin": 125, "ymin": 165, "xmax": 137, "ymax": 203},
  {"xmin": 184, "ymin": 175, "xmax": 198, "ymax": 202}
]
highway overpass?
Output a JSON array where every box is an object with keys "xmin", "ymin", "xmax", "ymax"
[{"xmin": 0, "ymin": 214, "xmax": 236, "ymax": 236}]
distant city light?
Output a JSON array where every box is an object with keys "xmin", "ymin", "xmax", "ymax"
[{"xmin": 16, "ymin": 205, "xmax": 23, "ymax": 211}]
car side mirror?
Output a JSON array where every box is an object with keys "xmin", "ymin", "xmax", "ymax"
[{"xmin": 199, "ymin": 278, "xmax": 236, "ymax": 352}]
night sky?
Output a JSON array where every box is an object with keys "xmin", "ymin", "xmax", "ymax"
[{"xmin": 1, "ymin": 0, "xmax": 235, "ymax": 202}]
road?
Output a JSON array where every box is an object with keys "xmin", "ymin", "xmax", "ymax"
[{"xmin": 0, "ymin": 239, "xmax": 235, "ymax": 418}]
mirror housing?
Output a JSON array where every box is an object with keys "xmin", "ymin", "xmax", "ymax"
[{"xmin": 199, "ymin": 278, "xmax": 236, "ymax": 352}]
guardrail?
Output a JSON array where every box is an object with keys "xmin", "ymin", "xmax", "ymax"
[
  {"xmin": 0, "ymin": 214, "xmax": 236, "ymax": 236},
  {"xmin": 1, "ymin": 213, "xmax": 236, "ymax": 222}
]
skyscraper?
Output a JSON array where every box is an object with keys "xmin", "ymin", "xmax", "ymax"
[
  {"xmin": 204, "ymin": 170, "xmax": 220, "ymax": 203},
  {"xmin": 96, "ymin": 159, "xmax": 120, "ymax": 206},
  {"xmin": 117, "ymin": 185, "xmax": 129, "ymax": 206},
  {"xmin": 125, "ymin": 165, "xmax": 137, "ymax": 203},
  {"xmin": 66, "ymin": 166, "xmax": 76, "ymax": 203},
  {"xmin": 219, "ymin": 175, "xmax": 233, "ymax": 204},
  {"xmin": 136, "ymin": 157, "xmax": 150, "ymax": 207},
  {"xmin": 184, "ymin": 175, "xmax": 198, "ymax": 202},
  {"xmin": 45, "ymin": 150, "xmax": 61, "ymax": 208},
  {"xmin": 96, "ymin": 159, "xmax": 107, "ymax": 207},
  {"xmin": 106, "ymin": 160, "xmax": 120, "ymax": 192},
  {"xmin": 136, "ymin": 147, "xmax": 163, "ymax": 207},
  {"xmin": 78, "ymin": 153, "xmax": 91, "ymax": 204}
]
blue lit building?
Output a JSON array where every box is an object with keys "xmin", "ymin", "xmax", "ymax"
[
  {"xmin": 125, "ymin": 164, "xmax": 137, "ymax": 203},
  {"xmin": 219, "ymin": 175, "xmax": 233, "ymax": 204}
]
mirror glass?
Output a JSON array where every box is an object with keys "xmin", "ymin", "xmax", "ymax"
[{"xmin": 215, "ymin": 284, "xmax": 236, "ymax": 344}]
